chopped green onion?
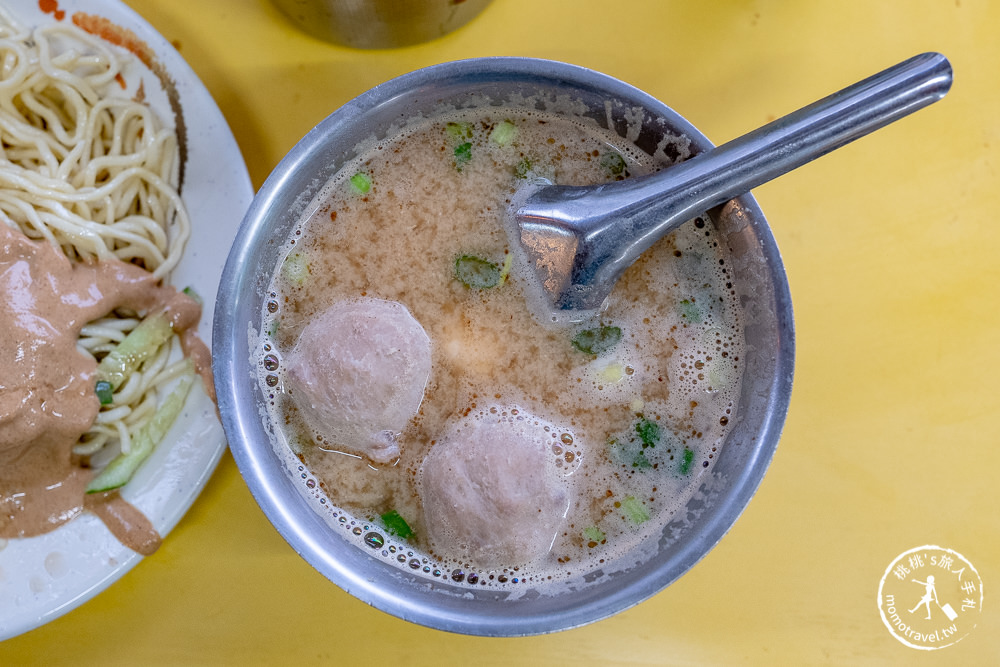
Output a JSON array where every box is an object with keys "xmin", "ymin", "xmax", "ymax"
[
  {"xmin": 87, "ymin": 365, "xmax": 195, "ymax": 493},
  {"xmin": 454, "ymin": 142, "xmax": 473, "ymax": 170},
  {"xmin": 572, "ymin": 325, "xmax": 622, "ymax": 355},
  {"xmin": 678, "ymin": 447, "xmax": 695, "ymax": 475},
  {"xmin": 600, "ymin": 151, "xmax": 626, "ymax": 177},
  {"xmin": 611, "ymin": 418, "xmax": 687, "ymax": 471},
  {"xmin": 635, "ymin": 417, "xmax": 661, "ymax": 448},
  {"xmin": 583, "ymin": 525, "xmax": 606, "ymax": 544},
  {"xmin": 454, "ymin": 255, "xmax": 501, "ymax": 289},
  {"xmin": 608, "ymin": 436, "xmax": 651, "ymax": 470},
  {"xmin": 181, "ymin": 286, "xmax": 202, "ymax": 305},
  {"xmin": 513, "ymin": 157, "xmax": 533, "ymax": 179},
  {"xmin": 282, "ymin": 251, "xmax": 310, "ymax": 286},
  {"xmin": 446, "ymin": 121, "xmax": 473, "ymax": 140},
  {"xmin": 632, "ymin": 450, "xmax": 652, "ymax": 469},
  {"xmin": 622, "ymin": 495, "xmax": 650, "ymax": 524},
  {"xmin": 349, "ymin": 171, "xmax": 371, "ymax": 194},
  {"xmin": 95, "ymin": 380, "xmax": 114, "ymax": 406},
  {"xmin": 490, "ymin": 120, "xmax": 518, "ymax": 146},
  {"xmin": 96, "ymin": 312, "xmax": 172, "ymax": 391},
  {"xmin": 679, "ymin": 298, "xmax": 701, "ymax": 323},
  {"xmin": 380, "ymin": 509, "xmax": 413, "ymax": 538}
]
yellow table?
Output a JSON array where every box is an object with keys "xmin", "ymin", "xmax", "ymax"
[{"xmin": 4, "ymin": 1, "xmax": 998, "ymax": 663}]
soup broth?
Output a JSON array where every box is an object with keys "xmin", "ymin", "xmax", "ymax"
[{"xmin": 258, "ymin": 106, "xmax": 744, "ymax": 586}]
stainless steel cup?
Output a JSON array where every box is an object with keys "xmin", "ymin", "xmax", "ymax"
[
  {"xmin": 214, "ymin": 57, "xmax": 795, "ymax": 636},
  {"xmin": 270, "ymin": 0, "xmax": 493, "ymax": 48}
]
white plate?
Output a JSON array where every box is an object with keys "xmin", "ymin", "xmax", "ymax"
[{"xmin": 0, "ymin": 0, "xmax": 252, "ymax": 640}]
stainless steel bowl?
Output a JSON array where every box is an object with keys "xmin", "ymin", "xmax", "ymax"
[
  {"xmin": 270, "ymin": 0, "xmax": 494, "ymax": 49},
  {"xmin": 213, "ymin": 57, "xmax": 795, "ymax": 636}
]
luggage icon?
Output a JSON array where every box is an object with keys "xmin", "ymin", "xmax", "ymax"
[{"xmin": 939, "ymin": 602, "xmax": 958, "ymax": 621}]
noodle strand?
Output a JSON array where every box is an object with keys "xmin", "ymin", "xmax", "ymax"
[{"xmin": 0, "ymin": 12, "xmax": 195, "ymax": 463}]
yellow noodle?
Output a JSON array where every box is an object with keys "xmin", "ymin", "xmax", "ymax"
[{"xmin": 0, "ymin": 11, "xmax": 194, "ymax": 463}]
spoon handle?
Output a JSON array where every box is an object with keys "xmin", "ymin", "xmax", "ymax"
[
  {"xmin": 647, "ymin": 51, "xmax": 953, "ymax": 220},
  {"xmin": 553, "ymin": 52, "xmax": 953, "ymax": 242}
]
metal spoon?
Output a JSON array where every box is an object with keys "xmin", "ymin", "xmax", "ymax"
[{"xmin": 508, "ymin": 52, "xmax": 952, "ymax": 321}]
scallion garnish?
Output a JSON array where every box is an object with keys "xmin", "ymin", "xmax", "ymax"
[
  {"xmin": 600, "ymin": 151, "xmax": 626, "ymax": 177},
  {"xmin": 635, "ymin": 417, "xmax": 661, "ymax": 448},
  {"xmin": 513, "ymin": 157, "xmax": 533, "ymax": 179},
  {"xmin": 349, "ymin": 171, "xmax": 371, "ymax": 194},
  {"xmin": 679, "ymin": 298, "xmax": 701, "ymax": 323},
  {"xmin": 454, "ymin": 255, "xmax": 501, "ymax": 289},
  {"xmin": 95, "ymin": 380, "xmax": 114, "ymax": 405},
  {"xmin": 181, "ymin": 286, "xmax": 202, "ymax": 304},
  {"xmin": 678, "ymin": 447, "xmax": 695, "ymax": 475},
  {"xmin": 381, "ymin": 509, "xmax": 413, "ymax": 539},
  {"xmin": 446, "ymin": 121, "xmax": 473, "ymax": 140},
  {"xmin": 571, "ymin": 325, "xmax": 622, "ymax": 355},
  {"xmin": 454, "ymin": 142, "xmax": 473, "ymax": 170}
]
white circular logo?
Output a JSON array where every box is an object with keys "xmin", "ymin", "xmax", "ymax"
[{"xmin": 877, "ymin": 545, "xmax": 983, "ymax": 650}]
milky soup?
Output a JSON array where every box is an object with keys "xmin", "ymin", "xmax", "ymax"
[{"xmin": 256, "ymin": 106, "xmax": 744, "ymax": 587}]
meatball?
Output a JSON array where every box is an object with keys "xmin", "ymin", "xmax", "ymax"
[
  {"xmin": 284, "ymin": 298, "xmax": 431, "ymax": 463},
  {"xmin": 419, "ymin": 410, "xmax": 570, "ymax": 568}
]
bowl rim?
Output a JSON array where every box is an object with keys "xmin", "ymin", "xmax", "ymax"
[{"xmin": 213, "ymin": 56, "xmax": 795, "ymax": 636}]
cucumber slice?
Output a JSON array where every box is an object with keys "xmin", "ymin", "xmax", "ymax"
[
  {"xmin": 622, "ymin": 495, "xmax": 650, "ymax": 524},
  {"xmin": 95, "ymin": 312, "xmax": 173, "ymax": 390},
  {"xmin": 490, "ymin": 120, "xmax": 518, "ymax": 146},
  {"xmin": 281, "ymin": 251, "xmax": 310, "ymax": 286},
  {"xmin": 87, "ymin": 367, "xmax": 195, "ymax": 493}
]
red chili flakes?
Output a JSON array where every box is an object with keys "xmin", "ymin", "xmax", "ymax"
[
  {"xmin": 39, "ymin": 0, "xmax": 66, "ymax": 21},
  {"xmin": 71, "ymin": 12, "xmax": 157, "ymax": 71}
]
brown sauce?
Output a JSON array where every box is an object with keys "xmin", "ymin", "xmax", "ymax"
[
  {"xmin": 0, "ymin": 222, "xmax": 206, "ymax": 553},
  {"xmin": 84, "ymin": 491, "xmax": 161, "ymax": 556}
]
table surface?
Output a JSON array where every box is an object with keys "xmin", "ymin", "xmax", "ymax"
[{"xmin": 3, "ymin": 0, "xmax": 999, "ymax": 664}]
